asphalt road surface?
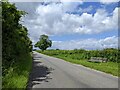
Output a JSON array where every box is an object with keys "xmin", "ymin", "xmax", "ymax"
[{"xmin": 27, "ymin": 51, "xmax": 118, "ymax": 88}]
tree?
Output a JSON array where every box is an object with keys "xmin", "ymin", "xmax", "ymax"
[
  {"xmin": 2, "ymin": 1, "xmax": 32, "ymax": 74},
  {"xmin": 35, "ymin": 35, "xmax": 52, "ymax": 51}
]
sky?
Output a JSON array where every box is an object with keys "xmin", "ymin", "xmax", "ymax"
[{"xmin": 14, "ymin": 0, "xmax": 120, "ymax": 50}]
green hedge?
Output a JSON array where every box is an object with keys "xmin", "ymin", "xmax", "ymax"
[{"xmin": 37, "ymin": 48, "xmax": 118, "ymax": 62}]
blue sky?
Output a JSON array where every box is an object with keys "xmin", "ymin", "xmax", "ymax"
[
  {"xmin": 50, "ymin": 30, "xmax": 118, "ymax": 41},
  {"xmin": 14, "ymin": 1, "xmax": 119, "ymax": 50},
  {"xmin": 67, "ymin": 2, "xmax": 118, "ymax": 14}
]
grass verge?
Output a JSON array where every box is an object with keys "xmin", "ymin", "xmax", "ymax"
[
  {"xmin": 2, "ymin": 53, "xmax": 32, "ymax": 88},
  {"xmin": 55, "ymin": 56, "xmax": 118, "ymax": 76},
  {"xmin": 37, "ymin": 51, "xmax": 118, "ymax": 76}
]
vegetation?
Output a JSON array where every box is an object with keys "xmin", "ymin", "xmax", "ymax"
[
  {"xmin": 2, "ymin": 2, "xmax": 32, "ymax": 88},
  {"xmin": 2, "ymin": 53, "xmax": 32, "ymax": 88},
  {"xmin": 35, "ymin": 34, "xmax": 52, "ymax": 51},
  {"xmin": 37, "ymin": 48, "xmax": 119, "ymax": 76}
]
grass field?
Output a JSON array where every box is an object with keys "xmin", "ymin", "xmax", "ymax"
[
  {"xmin": 37, "ymin": 49, "xmax": 119, "ymax": 76},
  {"xmin": 2, "ymin": 53, "xmax": 32, "ymax": 88}
]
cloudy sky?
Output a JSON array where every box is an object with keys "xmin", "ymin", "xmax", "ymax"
[{"xmin": 14, "ymin": 1, "xmax": 119, "ymax": 50}]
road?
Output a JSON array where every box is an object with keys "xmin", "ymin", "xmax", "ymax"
[{"xmin": 27, "ymin": 51, "xmax": 118, "ymax": 88}]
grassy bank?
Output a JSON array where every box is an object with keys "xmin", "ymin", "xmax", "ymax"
[
  {"xmin": 55, "ymin": 56, "xmax": 118, "ymax": 76},
  {"xmin": 2, "ymin": 53, "xmax": 32, "ymax": 88},
  {"xmin": 37, "ymin": 50, "xmax": 119, "ymax": 76}
]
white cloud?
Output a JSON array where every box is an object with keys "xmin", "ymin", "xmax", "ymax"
[
  {"xmin": 100, "ymin": 0, "xmax": 119, "ymax": 4},
  {"xmin": 24, "ymin": 3, "xmax": 119, "ymax": 39},
  {"xmin": 62, "ymin": 2, "xmax": 83, "ymax": 12},
  {"xmin": 16, "ymin": 2, "xmax": 119, "ymax": 49},
  {"xmin": 51, "ymin": 36, "xmax": 118, "ymax": 50},
  {"xmin": 77, "ymin": 5, "xmax": 93, "ymax": 13}
]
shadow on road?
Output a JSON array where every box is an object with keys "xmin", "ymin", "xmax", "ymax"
[{"xmin": 27, "ymin": 53, "xmax": 54, "ymax": 89}]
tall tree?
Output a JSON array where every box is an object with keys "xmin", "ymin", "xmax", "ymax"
[{"xmin": 35, "ymin": 35, "xmax": 52, "ymax": 51}]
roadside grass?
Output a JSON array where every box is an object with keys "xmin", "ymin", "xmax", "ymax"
[
  {"xmin": 55, "ymin": 56, "xmax": 118, "ymax": 76},
  {"xmin": 37, "ymin": 50, "xmax": 118, "ymax": 76},
  {"xmin": 2, "ymin": 53, "xmax": 32, "ymax": 88}
]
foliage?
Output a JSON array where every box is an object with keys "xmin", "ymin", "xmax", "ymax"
[
  {"xmin": 35, "ymin": 34, "xmax": 52, "ymax": 51},
  {"xmin": 2, "ymin": 53, "xmax": 32, "ymax": 88},
  {"xmin": 37, "ymin": 48, "xmax": 119, "ymax": 62},
  {"xmin": 2, "ymin": 1, "xmax": 32, "ymax": 88}
]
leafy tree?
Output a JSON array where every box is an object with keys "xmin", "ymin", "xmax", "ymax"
[
  {"xmin": 2, "ymin": 1, "xmax": 32, "ymax": 75},
  {"xmin": 56, "ymin": 48, "xmax": 60, "ymax": 50},
  {"xmin": 35, "ymin": 35, "xmax": 52, "ymax": 51}
]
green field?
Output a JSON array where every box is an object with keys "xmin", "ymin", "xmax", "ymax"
[{"xmin": 37, "ymin": 49, "xmax": 119, "ymax": 76}]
